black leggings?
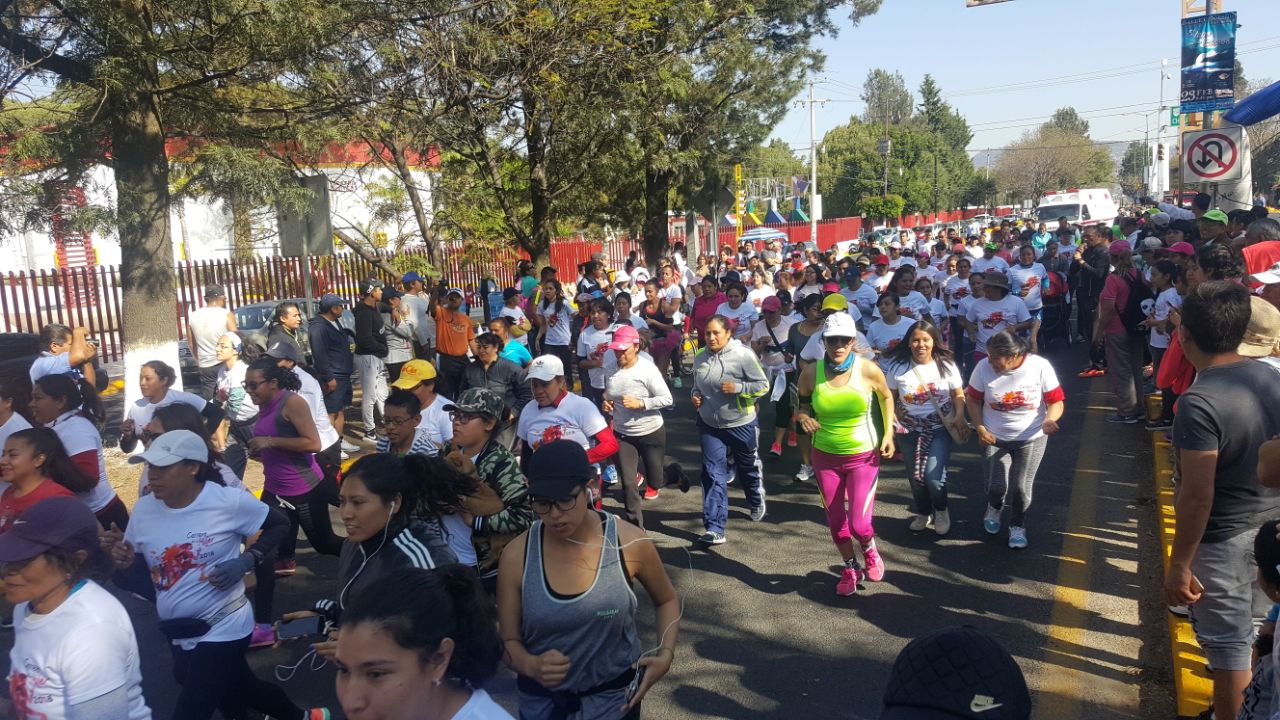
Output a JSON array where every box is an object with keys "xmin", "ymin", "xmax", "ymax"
[
  {"xmin": 170, "ymin": 633, "xmax": 301, "ymax": 720},
  {"xmin": 617, "ymin": 427, "xmax": 667, "ymax": 529},
  {"xmin": 264, "ymin": 473, "xmax": 344, "ymax": 561}
]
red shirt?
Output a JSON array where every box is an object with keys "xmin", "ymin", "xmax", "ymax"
[
  {"xmin": 0, "ymin": 480, "xmax": 74, "ymax": 533},
  {"xmin": 1244, "ymin": 241, "xmax": 1280, "ymax": 278}
]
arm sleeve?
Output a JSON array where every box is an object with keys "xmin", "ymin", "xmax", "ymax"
[
  {"xmin": 233, "ymin": 488, "xmax": 271, "ymax": 539},
  {"xmin": 585, "ymin": 426, "xmax": 618, "ymax": 464},
  {"xmin": 736, "ymin": 351, "xmax": 770, "ymax": 400},
  {"xmin": 513, "ymin": 375, "xmax": 533, "ymax": 410},
  {"xmin": 1172, "ymin": 392, "xmax": 1220, "ymax": 452},
  {"xmin": 473, "ymin": 453, "xmax": 534, "ymax": 535},
  {"xmin": 1157, "ymin": 201, "xmax": 1196, "ymax": 221},
  {"xmin": 200, "ymin": 402, "xmax": 225, "ymax": 435},
  {"xmin": 226, "ymin": 387, "xmax": 248, "ymax": 418},
  {"xmin": 388, "ymin": 318, "xmax": 415, "ymax": 340},
  {"xmin": 68, "ymin": 451, "xmax": 100, "ymax": 482},
  {"xmin": 642, "ymin": 366, "xmax": 674, "ymax": 410},
  {"xmin": 354, "ymin": 310, "xmax": 376, "ymax": 350},
  {"xmin": 247, "ymin": 503, "xmax": 290, "ymax": 559},
  {"xmin": 576, "ymin": 332, "xmax": 589, "ymax": 358}
]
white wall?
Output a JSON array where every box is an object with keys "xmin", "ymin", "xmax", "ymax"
[{"xmin": 0, "ymin": 163, "xmax": 435, "ymax": 271}]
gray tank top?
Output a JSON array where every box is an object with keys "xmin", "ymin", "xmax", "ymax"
[{"xmin": 521, "ymin": 513, "xmax": 640, "ymax": 692}]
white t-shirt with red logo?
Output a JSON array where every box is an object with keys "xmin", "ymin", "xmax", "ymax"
[
  {"xmin": 888, "ymin": 359, "xmax": 963, "ymax": 421},
  {"xmin": 45, "ymin": 411, "xmax": 116, "ymax": 513},
  {"xmin": 965, "ymin": 295, "xmax": 1031, "ymax": 355},
  {"xmin": 537, "ymin": 302, "xmax": 577, "ymax": 347},
  {"xmin": 714, "ymin": 301, "xmax": 759, "ymax": 340},
  {"xmin": 866, "ymin": 317, "xmax": 913, "ymax": 370},
  {"xmin": 125, "ymin": 481, "xmax": 266, "ymax": 649},
  {"xmin": 576, "ymin": 323, "xmax": 618, "ymax": 389},
  {"xmin": 517, "ymin": 393, "xmax": 608, "ymax": 452},
  {"xmin": 1007, "ymin": 262, "xmax": 1048, "ymax": 312},
  {"xmin": 966, "ymin": 354, "xmax": 1064, "ymax": 442},
  {"xmin": 945, "ymin": 275, "xmax": 974, "ymax": 314},
  {"xmin": 8, "ymin": 580, "xmax": 150, "ymax": 720}
]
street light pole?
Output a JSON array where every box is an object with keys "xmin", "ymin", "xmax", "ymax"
[{"xmin": 808, "ymin": 77, "xmax": 818, "ymax": 245}]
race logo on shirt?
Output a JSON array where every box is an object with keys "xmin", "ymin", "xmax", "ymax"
[
  {"xmin": 536, "ymin": 424, "xmax": 565, "ymax": 449},
  {"xmin": 885, "ymin": 338, "xmax": 902, "ymax": 352},
  {"xmin": 11, "ymin": 669, "xmax": 50, "ymax": 719},
  {"xmin": 980, "ymin": 311, "xmax": 1006, "ymax": 330},
  {"xmin": 954, "ymin": 287, "xmax": 970, "ymax": 300},
  {"xmin": 152, "ymin": 542, "xmax": 201, "ymax": 590},
  {"xmin": 546, "ymin": 311, "xmax": 560, "ymax": 328},
  {"xmin": 1020, "ymin": 277, "xmax": 1038, "ymax": 293},
  {"xmin": 989, "ymin": 390, "xmax": 1032, "ymax": 412},
  {"xmin": 903, "ymin": 383, "xmax": 936, "ymax": 406}
]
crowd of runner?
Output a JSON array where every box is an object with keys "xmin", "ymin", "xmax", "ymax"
[{"xmin": 3, "ymin": 194, "xmax": 1280, "ymax": 719}]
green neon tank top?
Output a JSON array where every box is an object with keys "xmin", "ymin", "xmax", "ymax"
[{"xmin": 812, "ymin": 357, "xmax": 877, "ymax": 456}]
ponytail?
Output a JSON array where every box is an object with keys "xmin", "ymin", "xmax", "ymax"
[
  {"xmin": 34, "ymin": 374, "xmax": 102, "ymax": 428},
  {"xmin": 403, "ymin": 454, "xmax": 474, "ymax": 521},
  {"xmin": 247, "ymin": 358, "xmax": 301, "ymax": 392},
  {"xmin": 342, "ymin": 566, "xmax": 502, "ymax": 687}
]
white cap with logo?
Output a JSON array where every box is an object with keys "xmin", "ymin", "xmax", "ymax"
[{"xmin": 525, "ymin": 355, "xmax": 566, "ymax": 382}]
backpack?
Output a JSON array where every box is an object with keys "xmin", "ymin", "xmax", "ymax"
[{"xmin": 1118, "ymin": 271, "xmax": 1154, "ymax": 337}]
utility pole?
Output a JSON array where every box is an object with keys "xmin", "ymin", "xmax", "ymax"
[
  {"xmin": 800, "ymin": 76, "xmax": 827, "ymax": 245},
  {"xmin": 932, "ymin": 141, "xmax": 940, "ymax": 215}
]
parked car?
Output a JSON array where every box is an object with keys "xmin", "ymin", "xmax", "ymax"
[{"xmin": 178, "ymin": 298, "xmax": 355, "ymax": 386}]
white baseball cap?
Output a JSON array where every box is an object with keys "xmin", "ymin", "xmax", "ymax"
[
  {"xmin": 525, "ymin": 355, "xmax": 565, "ymax": 382},
  {"xmin": 127, "ymin": 429, "xmax": 208, "ymax": 467},
  {"xmin": 821, "ymin": 311, "xmax": 859, "ymax": 340},
  {"xmin": 1251, "ymin": 261, "xmax": 1280, "ymax": 286}
]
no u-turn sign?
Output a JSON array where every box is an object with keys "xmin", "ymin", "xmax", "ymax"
[{"xmin": 1182, "ymin": 127, "xmax": 1243, "ymax": 183}]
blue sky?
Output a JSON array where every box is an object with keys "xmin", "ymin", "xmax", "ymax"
[{"xmin": 768, "ymin": 0, "xmax": 1280, "ymax": 160}]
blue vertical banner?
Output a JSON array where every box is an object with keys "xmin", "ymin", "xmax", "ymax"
[{"xmin": 1180, "ymin": 12, "xmax": 1238, "ymax": 114}]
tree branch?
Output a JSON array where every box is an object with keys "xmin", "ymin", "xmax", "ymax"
[{"xmin": 0, "ymin": 20, "xmax": 92, "ymax": 83}]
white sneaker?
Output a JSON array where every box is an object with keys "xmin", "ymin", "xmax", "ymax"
[
  {"xmin": 908, "ymin": 514, "xmax": 930, "ymax": 532},
  {"xmin": 933, "ymin": 509, "xmax": 951, "ymax": 536},
  {"xmin": 794, "ymin": 464, "xmax": 813, "ymax": 483},
  {"xmin": 983, "ymin": 505, "xmax": 1001, "ymax": 535},
  {"xmin": 340, "ymin": 440, "xmax": 361, "ymax": 454},
  {"xmin": 1008, "ymin": 526, "xmax": 1028, "ymax": 549}
]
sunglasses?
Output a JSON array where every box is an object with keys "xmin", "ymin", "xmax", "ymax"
[
  {"xmin": 823, "ymin": 336, "xmax": 854, "ymax": 346},
  {"xmin": 241, "ymin": 380, "xmax": 264, "ymax": 390}
]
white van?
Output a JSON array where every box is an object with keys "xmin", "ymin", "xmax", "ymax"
[{"xmin": 1035, "ymin": 189, "xmax": 1119, "ymax": 230}]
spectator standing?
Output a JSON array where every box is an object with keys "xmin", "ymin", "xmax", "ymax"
[
  {"xmin": 1165, "ymin": 282, "xmax": 1280, "ymax": 720},
  {"xmin": 1093, "ymin": 240, "xmax": 1149, "ymax": 424},
  {"xmin": 308, "ymin": 293, "xmax": 358, "ymax": 453},
  {"xmin": 265, "ymin": 302, "xmax": 308, "ymax": 365},
  {"xmin": 353, "ymin": 278, "xmax": 390, "ymax": 442},
  {"xmin": 463, "ymin": 332, "xmax": 532, "ymax": 449},
  {"xmin": 380, "ymin": 286, "xmax": 415, "ymax": 383},
  {"xmin": 0, "ymin": 378, "xmax": 32, "ymax": 456},
  {"xmin": 29, "ymin": 323, "xmax": 98, "ymax": 389},
  {"xmin": 187, "ymin": 285, "xmax": 237, "ymax": 399},
  {"xmin": 431, "ymin": 284, "xmax": 479, "ymax": 400},
  {"xmin": 400, "ymin": 271, "xmax": 435, "ymax": 358},
  {"xmin": 1075, "ymin": 224, "xmax": 1112, "ymax": 375}
]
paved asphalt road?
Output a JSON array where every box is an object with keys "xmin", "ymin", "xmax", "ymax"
[{"xmin": 0, "ymin": 340, "xmax": 1175, "ymax": 719}]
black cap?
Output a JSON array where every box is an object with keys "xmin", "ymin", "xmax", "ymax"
[
  {"xmin": 503, "ymin": 287, "xmax": 520, "ymax": 300},
  {"xmin": 360, "ymin": 277, "xmax": 385, "ymax": 296},
  {"xmin": 204, "ymin": 284, "xmax": 226, "ymax": 300},
  {"xmin": 382, "ymin": 286, "xmax": 403, "ymax": 301},
  {"xmin": 265, "ymin": 341, "xmax": 304, "ymax": 364},
  {"xmin": 881, "ymin": 626, "xmax": 1031, "ymax": 720},
  {"xmin": 527, "ymin": 440, "xmax": 592, "ymax": 499}
]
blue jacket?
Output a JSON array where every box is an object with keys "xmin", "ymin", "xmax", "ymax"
[{"xmin": 309, "ymin": 315, "xmax": 354, "ymax": 382}]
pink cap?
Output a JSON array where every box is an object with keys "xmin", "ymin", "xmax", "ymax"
[
  {"xmin": 761, "ymin": 296, "xmax": 782, "ymax": 312},
  {"xmin": 822, "ymin": 281, "xmax": 840, "ymax": 293},
  {"xmin": 608, "ymin": 325, "xmax": 640, "ymax": 350},
  {"xmin": 1167, "ymin": 241, "xmax": 1195, "ymax": 256},
  {"xmin": 1108, "ymin": 239, "xmax": 1132, "ymax": 255}
]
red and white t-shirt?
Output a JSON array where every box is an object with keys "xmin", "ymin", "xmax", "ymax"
[
  {"xmin": 517, "ymin": 392, "xmax": 607, "ymax": 453},
  {"xmin": 966, "ymin": 354, "xmax": 1064, "ymax": 442},
  {"xmin": 965, "ymin": 296, "xmax": 1031, "ymax": 354},
  {"xmin": 45, "ymin": 411, "xmax": 116, "ymax": 513}
]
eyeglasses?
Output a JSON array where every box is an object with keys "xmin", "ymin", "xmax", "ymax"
[
  {"xmin": 383, "ymin": 415, "xmax": 415, "ymax": 428},
  {"xmin": 242, "ymin": 380, "xmax": 263, "ymax": 390},
  {"xmin": 450, "ymin": 411, "xmax": 486, "ymax": 424},
  {"xmin": 530, "ymin": 490, "xmax": 581, "ymax": 515}
]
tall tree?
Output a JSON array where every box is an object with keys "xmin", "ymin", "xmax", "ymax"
[
  {"xmin": 1117, "ymin": 141, "xmax": 1149, "ymax": 198},
  {"xmin": 993, "ymin": 126, "xmax": 1114, "ymax": 203},
  {"xmin": 861, "ymin": 69, "xmax": 913, "ymax": 126},
  {"xmin": 1045, "ymin": 107, "xmax": 1091, "ymax": 137}
]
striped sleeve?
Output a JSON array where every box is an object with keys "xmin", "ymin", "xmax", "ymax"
[{"xmin": 393, "ymin": 528, "xmax": 439, "ymax": 570}]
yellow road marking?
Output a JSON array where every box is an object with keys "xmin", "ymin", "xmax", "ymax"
[{"xmin": 1039, "ymin": 396, "xmax": 1103, "ymax": 717}]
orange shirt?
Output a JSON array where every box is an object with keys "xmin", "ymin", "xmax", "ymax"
[{"xmin": 435, "ymin": 306, "xmax": 475, "ymax": 356}]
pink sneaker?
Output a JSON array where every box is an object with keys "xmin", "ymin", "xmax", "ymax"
[
  {"xmin": 249, "ymin": 622, "xmax": 275, "ymax": 648},
  {"xmin": 836, "ymin": 566, "xmax": 860, "ymax": 596},
  {"xmin": 862, "ymin": 542, "xmax": 885, "ymax": 582},
  {"xmin": 786, "ymin": 430, "xmax": 798, "ymax": 447},
  {"xmin": 768, "ymin": 441, "xmax": 782, "ymax": 457}
]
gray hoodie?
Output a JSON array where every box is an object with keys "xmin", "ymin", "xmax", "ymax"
[{"xmin": 691, "ymin": 338, "xmax": 770, "ymax": 428}]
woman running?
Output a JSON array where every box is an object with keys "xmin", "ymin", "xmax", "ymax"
[
  {"xmin": 865, "ymin": 293, "xmax": 913, "ymax": 373},
  {"xmin": 106, "ymin": 430, "xmax": 316, "ymax": 720},
  {"xmin": 787, "ymin": 294, "xmax": 826, "ymax": 482},
  {"xmin": 639, "ymin": 279, "xmax": 681, "ymax": 382},
  {"xmin": 964, "ymin": 330, "xmax": 1064, "ymax": 550},
  {"xmin": 138, "ymin": 403, "xmax": 244, "ymax": 497},
  {"xmin": 213, "ymin": 332, "xmax": 258, "ymax": 479},
  {"xmin": 1, "ymin": 497, "xmax": 151, "ymax": 719},
  {"xmin": 1009, "ymin": 244, "xmax": 1048, "ymax": 353},
  {"xmin": 0, "ymin": 428, "xmax": 96, "ymax": 532},
  {"xmin": 691, "ymin": 316, "xmax": 770, "ymax": 545},
  {"xmin": 691, "ymin": 275, "xmax": 727, "ymax": 348},
  {"xmin": 751, "ymin": 296, "xmax": 796, "ymax": 458},
  {"xmin": 120, "ymin": 360, "xmax": 221, "ymax": 454},
  {"xmin": 603, "ymin": 324, "xmax": 674, "ymax": 527},
  {"xmin": 535, "ymin": 279, "xmax": 577, "ymax": 371},
  {"xmin": 576, "ymin": 298, "xmax": 619, "ymax": 409},
  {"xmin": 497, "ymin": 440, "xmax": 680, "ymax": 719},
  {"xmin": 335, "ymin": 568, "xmax": 511, "ymax": 720},
  {"xmin": 883, "ymin": 266, "xmax": 932, "ymax": 324},
  {"xmin": 30, "ymin": 373, "xmax": 128, "ymax": 529},
  {"xmin": 882, "ymin": 320, "xmax": 965, "ymax": 535},
  {"xmin": 244, "ymin": 358, "xmax": 344, "ymax": 563},
  {"xmin": 793, "ymin": 312, "xmax": 895, "ymax": 596}
]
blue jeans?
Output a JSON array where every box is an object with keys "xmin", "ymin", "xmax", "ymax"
[
  {"xmin": 698, "ymin": 417, "xmax": 765, "ymax": 535},
  {"xmin": 898, "ymin": 428, "xmax": 953, "ymax": 514}
]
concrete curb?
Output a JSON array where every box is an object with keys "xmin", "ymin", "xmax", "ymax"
[{"xmin": 1148, "ymin": 394, "xmax": 1212, "ymax": 718}]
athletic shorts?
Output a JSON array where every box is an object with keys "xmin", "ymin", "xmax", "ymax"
[{"xmin": 323, "ymin": 376, "xmax": 353, "ymax": 414}]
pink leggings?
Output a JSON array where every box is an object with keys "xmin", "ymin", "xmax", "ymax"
[{"xmin": 812, "ymin": 448, "xmax": 880, "ymax": 546}]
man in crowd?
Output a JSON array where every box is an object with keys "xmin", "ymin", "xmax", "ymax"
[
  {"xmin": 429, "ymin": 282, "xmax": 478, "ymax": 399},
  {"xmin": 1165, "ymin": 282, "xmax": 1280, "ymax": 720},
  {"xmin": 462, "ymin": 332, "xmax": 532, "ymax": 449},
  {"xmin": 400, "ymin": 270, "xmax": 435, "ymax": 358},
  {"xmin": 309, "ymin": 293, "xmax": 359, "ymax": 452},
  {"xmin": 353, "ymin": 277, "xmax": 390, "ymax": 442},
  {"xmin": 29, "ymin": 323, "xmax": 98, "ymax": 386},
  {"xmin": 187, "ymin": 283, "xmax": 237, "ymax": 399},
  {"xmin": 1073, "ymin": 224, "xmax": 1110, "ymax": 375},
  {"xmin": 1197, "ymin": 208, "xmax": 1232, "ymax": 248}
]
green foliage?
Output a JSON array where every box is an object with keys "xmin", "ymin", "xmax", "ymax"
[
  {"xmin": 1045, "ymin": 107, "xmax": 1090, "ymax": 137},
  {"xmin": 861, "ymin": 69, "xmax": 913, "ymax": 126},
  {"xmin": 994, "ymin": 126, "xmax": 1114, "ymax": 202},
  {"xmin": 860, "ymin": 193, "xmax": 905, "ymax": 221},
  {"xmin": 1117, "ymin": 141, "xmax": 1148, "ymax": 197}
]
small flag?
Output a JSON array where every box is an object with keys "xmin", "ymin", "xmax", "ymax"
[{"xmin": 792, "ymin": 176, "xmax": 810, "ymax": 197}]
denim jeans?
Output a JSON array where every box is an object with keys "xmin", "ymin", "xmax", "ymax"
[
  {"xmin": 898, "ymin": 427, "xmax": 953, "ymax": 514},
  {"xmin": 697, "ymin": 417, "xmax": 765, "ymax": 535}
]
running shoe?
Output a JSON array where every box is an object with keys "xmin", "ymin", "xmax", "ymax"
[
  {"xmin": 1008, "ymin": 526, "xmax": 1028, "ymax": 549},
  {"xmin": 1077, "ymin": 367, "xmax": 1106, "ymax": 378},
  {"xmin": 601, "ymin": 464, "xmax": 619, "ymax": 486},
  {"xmin": 1104, "ymin": 413, "xmax": 1142, "ymax": 424},
  {"xmin": 274, "ymin": 558, "xmax": 297, "ymax": 576},
  {"xmin": 249, "ymin": 623, "xmax": 275, "ymax": 648},
  {"xmin": 635, "ymin": 472, "xmax": 645, "ymax": 487},
  {"xmin": 750, "ymin": 500, "xmax": 767, "ymax": 522},
  {"xmin": 768, "ymin": 442, "xmax": 782, "ymax": 458},
  {"xmin": 642, "ymin": 485, "xmax": 659, "ymax": 501},
  {"xmin": 1146, "ymin": 418, "xmax": 1174, "ymax": 431},
  {"xmin": 664, "ymin": 463, "xmax": 692, "ymax": 493},
  {"xmin": 933, "ymin": 509, "xmax": 951, "ymax": 536},
  {"xmin": 786, "ymin": 430, "xmax": 798, "ymax": 447},
  {"xmin": 794, "ymin": 464, "xmax": 813, "ymax": 483},
  {"xmin": 696, "ymin": 531, "xmax": 726, "ymax": 546},
  {"xmin": 1169, "ymin": 604, "xmax": 1190, "ymax": 617},
  {"xmin": 836, "ymin": 565, "xmax": 861, "ymax": 597},
  {"xmin": 340, "ymin": 439, "xmax": 361, "ymax": 454},
  {"xmin": 983, "ymin": 505, "xmax": 1002, "ymax": 535},
  {"xmin": 362, "ymin": 430, "xmax": 377, "ymax": 443},
  {"xmin": 339, "ymin": 449, "xmax": 351, "ymax": 461},
  {"xmin": 862, "ymin": 541, "xmax": 885, "ymax": 582},
  {"xmin": 908, "ymin": 514, "xmax": 930, "ymax": 532}
]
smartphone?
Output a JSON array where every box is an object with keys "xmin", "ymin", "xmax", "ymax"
[
  {"xmin": 276, "ymin": 616, "xmax": 323, "ymax": 640},
  {"xmin": 624, "ymin": 666, "xmax": 647, "ymax": 704}
]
